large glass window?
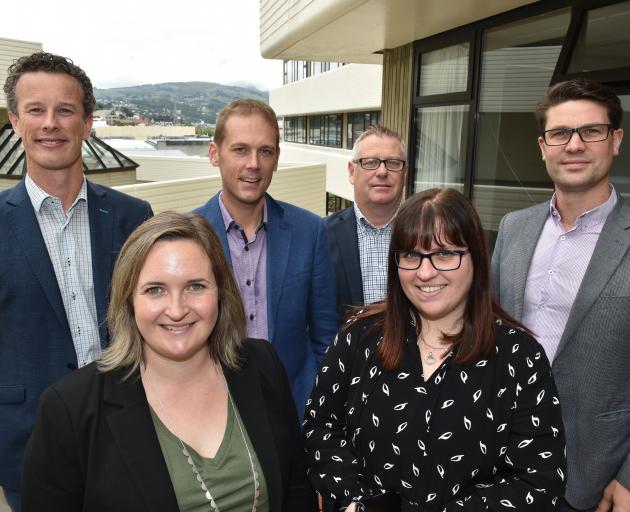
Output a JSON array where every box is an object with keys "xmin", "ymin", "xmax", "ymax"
[
  {"xmin": 283, "ymin": 60, "xmax": 308, "ymax": 84},
  {"xmin": 347, "ymin": 111, "xmax": 381, "ymax": 149},
  {"xmin": 284, "ymin": 116, "xmax": 307, "ymax": 143},
  {"xmin": 418, "ymin": 43, "xmax": 469, "ymax": 96},
  {"xmin": 309, "ymin": 114, "xmax": 342, "ymax": 147},
  {"xmin": 415, "ymin": 105, "xmax": 469, "ymax": 191},
  {"xmin": 611, "ymin": 95, "xmax": 630, "ymax": 197},
  {"xmin": 413, "ymin": 41, "xmax": 471, "ymax": 192},
  {"xmin": 568, "ymin": 1, "xmax": 630, "ymax": 73},
  {"xmin": 472, "ymin": 8, "xmax": 571, "ymax": 231}
]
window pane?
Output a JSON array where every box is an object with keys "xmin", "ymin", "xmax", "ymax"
[
  {"xmin": 414, "ymin": 105, "xmax": 469, "ymax": 191},
  {"xmin": 419, "ymin": 43, "xmax": 469, "ymax": 96},
  {"xmin": 472, "ymin": 8, "xmax": 571, "ymax": 231},
  {"xmin": 568, "ymin": 1, "xmax": 630, "ymax": 73}
]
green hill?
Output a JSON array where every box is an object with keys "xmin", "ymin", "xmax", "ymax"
[{"xmin": 94, "ymin": 82, "xmax": 269, "ymax": 124}]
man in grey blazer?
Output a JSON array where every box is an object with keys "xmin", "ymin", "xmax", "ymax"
[
  {"xmin": 492, "ymin": 79, "xmax": 628, "ymax": 512},
  {"xmin": 325, "ymin": 125, "xmax": 406, "ymax": 324}
]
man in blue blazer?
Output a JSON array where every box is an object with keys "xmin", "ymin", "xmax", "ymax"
[
  {"xmin": 325, "ymin": 125, "xmax": 407, "ymax": 325},
  {"xmin": 0, "ymin": 52, "xmax": 152, "ymax": 510},
  {"xmin": 195, "ymin": 99, "xmax": 337, "ymax": 417},
  {"xmin": 492, "ymin": 79, "xmax": 628, "ymax": 512}
]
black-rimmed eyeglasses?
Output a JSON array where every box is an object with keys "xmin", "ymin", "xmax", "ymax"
[
  {"xmin": 394, "ymin": 249, "xmax": 468, "ymax": 271},
  {"xmin": 353, "ymin": 157, "xmax": 406, "ymax": 172},
  {"xmin": 541, "ymin": 124, "xmax": 614, "ymax": 146}
]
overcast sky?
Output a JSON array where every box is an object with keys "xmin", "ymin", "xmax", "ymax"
[{"xmin": 2, "ymin": 0, "xmax": 283, "ymax": 91}]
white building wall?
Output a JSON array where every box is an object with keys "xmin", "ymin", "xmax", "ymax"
[
  {"xmin": 0, "ymin": 37, "xmax": 42, "ymax": 109},
  {"xmin": 270, "ymin": 64, "xmax": 382, "ymax": 116},
  {"xmin": 95, "ymin": 125, "xmax": 196, "ymax": 138},
  {"xmin": 280, "ymin": 143, "xmax": 354, "ymax": 202}
]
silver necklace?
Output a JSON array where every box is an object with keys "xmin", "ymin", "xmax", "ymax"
[
  {"xmin": 418, "ymin": 333, "xmax": 451, "ymax": 365},
  {"xmin": 146, "ymin": 367, "xmax": 259, "ymax": 512}
]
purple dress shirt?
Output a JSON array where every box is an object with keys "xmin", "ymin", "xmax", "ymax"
[
  {"xmin": 219, "ymin": 194, "xmax": 269, "ymax": 340},
  {"xmin": 522, "ymin": 187, "xmax": 617, "ymax": 363}
]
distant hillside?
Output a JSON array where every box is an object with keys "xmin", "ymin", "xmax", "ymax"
[{"xmin": 94, "ymin": 81, "xmax": 268, "ymax": 125}]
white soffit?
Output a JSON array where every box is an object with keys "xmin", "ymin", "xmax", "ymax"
[{"xmin": 260, "ymin": 0, "xmax": 538, "ymax": 62}]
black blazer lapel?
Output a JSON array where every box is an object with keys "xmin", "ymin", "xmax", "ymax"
[
  {"xmin": 87, "ymin": 182, "xmax": 114, "ymax": 347},
  {"xmin": 224, "ymin": 356, "xmax": 283, "ymax": 511},
  {"xmin": 5, "ymin": 182, "xmax": 69, "ymax": 331},
  {"xmin": 331, "ymin": 208, "xmax": 363, "ymax": 305},
  {"xmin": 103, "ymin": 371, "xmax": 180, "ymax": 510}
]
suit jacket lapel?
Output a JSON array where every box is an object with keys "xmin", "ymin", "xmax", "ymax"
[
  {"xmin": 224, "ymin": 356, "xmax": 282, "ymax": 511},
  {"xmin": 104, "ymin": 371, "xmax": 180, "ymax": 510},
  {"xmin": 513, "ymin": 203, "xmax": 549, "ymax": 319},
  {"xmin": 556, "ymin": 200, "xmax": 630, "ymax": 358},
  {"xmin": 5, "ymin": 181, "xmax": 69, "ymax": 330},
  {"xmin": 87, "ymin": 182, "xmax": 114, "ymax": 346},
  {"xmin": 334, "ymin": 209, "xmax": 364, "ymax": 305},
  {"xmin": 205, "ymin": 193, "xmax": 232, "ymax": 263},
  {"xmin": 266, "ymin": 196, "xmax": 290, "ymax": 344}
]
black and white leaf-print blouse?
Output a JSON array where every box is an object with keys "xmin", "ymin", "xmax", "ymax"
[{"xmin": 303, "ymin": 315, "xmax": 566, "ymax": 511}]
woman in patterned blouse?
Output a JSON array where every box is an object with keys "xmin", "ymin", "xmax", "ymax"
[{"xmin": 303, "ymin": 188, "xmax": 566, "ymax": 511}]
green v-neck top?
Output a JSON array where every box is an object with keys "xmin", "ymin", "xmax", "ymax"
[{"xmin": 150, "ymin": 398, "xmax": 270, "ymax": 512}]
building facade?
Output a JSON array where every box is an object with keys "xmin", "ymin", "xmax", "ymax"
[{"xmin": 261, "ymin": 0, "xmax": 630, "ymax": 234}]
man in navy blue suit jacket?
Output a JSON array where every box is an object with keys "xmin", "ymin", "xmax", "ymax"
[
  {"xmin": 195, "ymin": 99, "xmax": 337, "ymax": 418},
  {"xmin": 0, "ymin": 52, "xmax": 152, "ymax": 510}
]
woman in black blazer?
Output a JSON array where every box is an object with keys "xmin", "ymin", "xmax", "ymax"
[
  {"xmin": 304, "ymin": 189, "xmax": 566, "ymax": 511},
  {"xmin": 22, "ymin": 212, "xmax": 316, "ymax": 512}
]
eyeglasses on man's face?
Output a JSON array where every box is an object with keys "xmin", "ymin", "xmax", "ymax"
[
  {"xmin": 394, "ymin": 249, "xmax": 468, "ymax": 271},
  {"xmin": 541, "ymin": 124, "xmax": 614, "ymax": 146},
  {"xmin": 353, "ymin": 157, "xmax": 406, "ymax": 172}
]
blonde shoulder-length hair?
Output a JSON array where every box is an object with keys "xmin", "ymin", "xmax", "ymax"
[{"xmin": 98, "ymin": 211, "xmax": 246, "ymax": 377}]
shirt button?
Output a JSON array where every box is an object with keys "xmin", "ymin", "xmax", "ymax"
[
  {"xmin": 245, "ymin": 246, "xmax": 249, "ymax": 252},
  {"xmin": 72, "ymin": 292, "xmax": 76, "ymax": 300},
  {"xmin": 560, "ymin": 235, "xmax": 566, "ymax": 241},
  {"xmin": 548, "ymin": 270, "xmax": 554, "ymax": 275},
  {"xmin": 246, "ymin": 279, "xmax": 251, "ymax": 286},
  {"xmin": 249, "ymin": 314, "xmax": 254, "ymax": 320}
]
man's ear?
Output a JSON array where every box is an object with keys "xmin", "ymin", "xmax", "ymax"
[
  {"xmin": 348, "ymin": 160, "xmax": 356, "ymax": 185},
  {"xmin": 209, "ymin": 142, "xmax": 220, "ymax": 167},
  {"xmin": 8, "ymin": 111, "xmax": 21, "ymax": 137}
]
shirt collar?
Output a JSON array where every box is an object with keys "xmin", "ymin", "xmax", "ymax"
[
  {"xmin": 218, "ymin": 192, "xmax": 268, "ymax": 232},
  {"xmin": 548, "ymin": 184, "xmax": 617, "ymax": 228},
  {"xmin": 25, "ymin": 174, "xmax": 88, "ymax": 213},
  {"xmin": 353, "ymin": 202, "xmax": 397, "ymax": 230}
]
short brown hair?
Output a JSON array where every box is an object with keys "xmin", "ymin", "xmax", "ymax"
[
  {"xmin": 535, "ymin": 79, "xmax": 623, "ymax": 131},
  {"xmin": 3, "ymin": 51, "xmax": 95, "ymax": 118},
  {"xmin": 99, "ymin": 212, "xmax": 246, "ymax": 377},
  {"xmin": 356, "ymin": 188, "xmax": 522, "ymax": 370},
  {"xmin": 213, "ymin": 99, "xmax": 279, "ymax": 147},
  {"xmin": 352, "ymin": 124, "xmax": 407, "ymax": 161}
]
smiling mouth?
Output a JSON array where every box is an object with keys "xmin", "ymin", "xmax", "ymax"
[
  {"xmin": 419, "ymin": 285, "xmax": 446, "ymax": 292},
  {"xmin": 161, "ymin": 323, "xmax": 194, "ymax": 332},
  {"xmin": 239, "ymin": 177, "xmax": 260, "ymax": 184},
  {"xmin": 37, "ymin": 138, "xmax": 66, "ymax": 146}
]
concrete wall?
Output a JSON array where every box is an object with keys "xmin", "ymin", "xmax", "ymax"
[
  {"xmin": 0, "ymin": 37, "xmax": 42, "ymax": 109},
  {"xmin": 94, "ymin": 125, "xmax": 195, "ymax": 138},
  {"xmin": 133, "ymin": 155, "xmax": 217, "ymax": 182},
  {"xmin": 270, "ymin": 64, "xmax": 382, "ymax": 116},
  {"xmin": 279, "ymin": 142, "xmax": 353, "ymax": 201},
  {"xmin": 115, "ymin": 162, "xmax": 327, "ymax": 217}
]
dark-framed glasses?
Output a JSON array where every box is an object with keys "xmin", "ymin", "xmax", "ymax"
[
  {"xmin": 394, "ymin": 249, "xmax": 468, "ymax": 271},
  {"xmin": 541, "ymin": 124, "xmax": 614, "ymax": 146},
  {"xmin": 353, "ymin": 157, "xmax": 406, "ymax": 172}
]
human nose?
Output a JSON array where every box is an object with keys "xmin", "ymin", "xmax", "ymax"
[
  {"xmin": 41, "ymin": 109, "xmax": 59, "ymax": 131},
  {"xmin": 564, "ymin": 130, "xmax": 586, "ymax": 152},
  {"xmin": 374, "ymin": 161, "xmax": 389, "ymax": 177},
  {"xmin": 165, "ymin": 292, "xmax": 188, "ymax": 319},
  {"xmin": 416, "ymin": 255, "xmax": 438, "ymax": 279},
  {"xmin": 246, "ymin": 151, "xmax": 260, "ymax": 169}
]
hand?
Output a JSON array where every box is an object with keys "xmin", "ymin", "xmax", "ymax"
[
  {"xmin": 345, "ymin": 504, "xmax": 357, "ymax": 512},
  {"xmin": 596, "ymin": 480, "xmax": 630, "ymax": 512}
]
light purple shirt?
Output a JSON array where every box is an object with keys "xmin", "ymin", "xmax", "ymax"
[
  {"xmin": 522, "ymin": 186, "xmax": 617, "ymax": 363},
  {"xmin": 219, "ymin": 194, "xmax": 269, "ymax": 340}
]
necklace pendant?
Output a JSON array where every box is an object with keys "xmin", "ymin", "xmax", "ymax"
[{"xmin": 426, "ymin": 351, "xmax": 436, "ymax": 365}]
